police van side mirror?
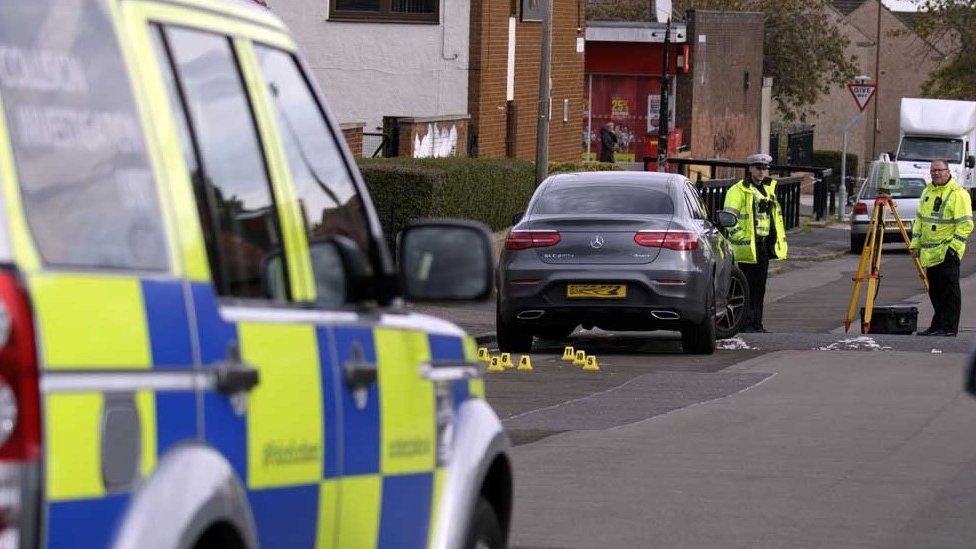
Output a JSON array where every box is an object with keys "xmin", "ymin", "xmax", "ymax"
[
  {"xmin": 262, "ymin": 235, "xmax": 375, "ymax": 306},
  {"xmin": 967, "ymin": 155, "xmax": 975, "ymax": 169},
  {"xmin": 398, "ymin": 219, "xmax": 494, "ymax": 302},
  {"xmin": 716, "ymin": 209, "xmax": 738, "ymax": 229}
]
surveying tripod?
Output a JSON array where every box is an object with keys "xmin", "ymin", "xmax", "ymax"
[{"xmin": 844, "ymin": 195, "xmax": 929, "ymax": 334}]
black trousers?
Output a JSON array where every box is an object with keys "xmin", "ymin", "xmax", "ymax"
[
  {"xmin": 738, "ymin": 238, "xmax": 770, "ymax": 330},
  {"xmin": 926, "ymin": 250, "xmax": 961, "ymax": 332}
]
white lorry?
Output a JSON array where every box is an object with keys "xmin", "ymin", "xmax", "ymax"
[{"xmin": 896, "ymin": 97, "xmax": 976, "ymax": 188}]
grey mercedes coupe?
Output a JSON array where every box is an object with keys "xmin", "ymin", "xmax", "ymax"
[{"xmin": 496, "ymin": 171, "xmax": 748, "ymax": 355}]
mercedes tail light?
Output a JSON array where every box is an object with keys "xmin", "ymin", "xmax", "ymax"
[
  {"xmin": 853, "ymin": 202, "xmax": 868, "ymax": 216},
  {"xmin": 634, "ymin": 231, "xmax": 699, "ymax": 251},
  {"xmin": 0, "ymin": 270, "xmax": 40, "ymax": 549},
  {"xmin": 505, "ymin": 231, "xmax": 561, "ymax": 250}
]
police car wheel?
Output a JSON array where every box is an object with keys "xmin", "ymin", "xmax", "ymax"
[{"xmin": 465, "ymin": 496, "xmax": 504, "ymax": 549}]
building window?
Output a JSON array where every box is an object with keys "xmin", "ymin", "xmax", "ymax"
[
  {"xmin": 330, "ymin": 0, "xmax": 438, "ymax": 23},
  {"xmin": 521, "ymin": 0, "xmax": 543, "ymax": 22}
]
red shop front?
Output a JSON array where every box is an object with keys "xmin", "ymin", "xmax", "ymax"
[{"xmin": 584, "ymin": 26, "xmax": 689, "ymax": 167}]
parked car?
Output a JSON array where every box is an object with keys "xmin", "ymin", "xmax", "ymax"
[
  {"xmin": 850, "ymin": 175, "xmax": 927, "ymax": 253},
  {"xmin": 0, "ymin": 2, "xmax": 511, "ymax": 547},
  {"xmin": 496, "ymin": 171, "xmax": 748, "ymax": 355}
]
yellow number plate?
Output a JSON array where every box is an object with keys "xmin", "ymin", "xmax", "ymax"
[{"xmin": 566, "ymin": 284, "xmax": 627, "ymax": 299}]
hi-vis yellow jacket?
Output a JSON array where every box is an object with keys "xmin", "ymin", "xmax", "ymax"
[
  {"xmin": 910, "ymin": 177, "xmax": 974, "ymax": 267},
  {"xmin": 723, "ymin": 178, "xmax": 788, "ymax": 264}
]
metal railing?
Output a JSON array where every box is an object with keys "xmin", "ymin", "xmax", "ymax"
[
  {"xmin": 694, "ymin": 176, "xmax": 803, "ymax": 231},
  {"xmin": 663, "ymin": 158, "xmax": 832, "ymax": 221},
  {"xmin": 362, "ymin": 132, "xmax": 388, "ymax": 158}
]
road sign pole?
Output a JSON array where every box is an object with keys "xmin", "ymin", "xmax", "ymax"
[{"xmin": 839, "ymin": 81, "xmax": 877, "ymax": 221}]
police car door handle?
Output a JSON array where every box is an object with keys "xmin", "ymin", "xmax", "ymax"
[
  {"xmin": 344, "ymin": 341, "xmax": 377, "ymax": 388},
  {"xmin": 214, "ymin": 342, "xmax": 259, "ymax": 395},
  {"xmin": 215, "ymin": 366, "xmax": 260, "ymax": 394}
]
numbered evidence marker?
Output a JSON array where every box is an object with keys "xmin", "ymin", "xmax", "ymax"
[
  {"xmin": 488, "ymin": 356, "xmax": 505, "ymax": 372},
  {"xmin": 573, "ymin": 350, "xmax": 586, "ymax": 366},
  {"xmin": 517, "ymin": 355, "xmax": 533, "ymax": 371},
  {"xmin": 562, "ymin": 346, "xmax": 575, "ymax": 361}
]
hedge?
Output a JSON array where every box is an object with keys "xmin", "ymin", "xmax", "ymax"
[
  {"xmin": 813, "ymin": 150, "xmax": 859, "ymax": 187},
  {"xmin": 356, "ymin": 158, "xmax": 536, "ymax": 237},
  {"xmin": 549, "ymin": 160, "xmax": 624, "ymax": 174}
]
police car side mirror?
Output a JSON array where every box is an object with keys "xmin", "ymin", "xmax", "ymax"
[
  {"xmin": 967, "ymin": 155, "xmax": 975, "ymax": 169},
  {"xmin": 316, "ymin": 235, "xmax": 375, "ymax": 304},
  {"xmin": 398, "ymin": 219, "xmax": 494, "ymax": 302},
  {"xmin": 716, "ymin": 209, "xmax": 738, "ymax": 229}
]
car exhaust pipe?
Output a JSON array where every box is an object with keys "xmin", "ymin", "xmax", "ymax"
[
  {"xmin": 650, "ymin": 310, "xmax": 680, "ymax": 320},
  {"xmin": 517, "ymin": 310, "xmax": 545, "ymax": 320}
]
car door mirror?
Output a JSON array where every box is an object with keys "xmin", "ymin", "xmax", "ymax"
[
  {"xmin": 716, "ymin": 209, "xmax": 738, "ymax": 228},
  {"xmin": 967, "ymin": 155, "xmax": 975, "ymax": 169},
  {"xmin": 512, "ymin": 211, "xmax": 524, "ymax": 225},
  {"xmin": 262, "ymin": 235, "xmax": 375, "ymax": 306},
  {"xmin": 398, "ymin": 219, "xmax": 494, "ymax": 302}
]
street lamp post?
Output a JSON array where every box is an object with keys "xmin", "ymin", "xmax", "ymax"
[{"xmin": 656, "ymin": 18, "xmax": 672, "ymax": 172}]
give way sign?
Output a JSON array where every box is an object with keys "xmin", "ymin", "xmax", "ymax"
[{"xmin": 847, "ymin": 83, "xmax": 877, "ymax": 112}]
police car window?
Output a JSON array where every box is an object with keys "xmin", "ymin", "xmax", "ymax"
[
  {"xmin": 0, "ymin": 1, "xmax": 168, "ymax": 271},
  {"xmin": 255, "ymin": 45, "xmax": 373, "ymax": 308},
  {"xmin": 162, "ymin": 27, "xmax": 287, "ymax": 302}
]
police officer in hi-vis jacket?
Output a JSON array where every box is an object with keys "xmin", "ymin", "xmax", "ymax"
[
  {"xmin": 723, "ymin": 153, "xmax": 788, "ymax": 333},
  {"xmin": 912, "ymin": 158, "xmax": 974, "ymax": 337}
]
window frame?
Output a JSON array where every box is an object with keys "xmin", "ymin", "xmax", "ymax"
[
  {"xmin": 153, "ymin": 24, "xmax": 293, "ymax": 303},
  {"xmin": 252, "ymin": 43, "xmax": 378, "ymax": 310},
  {"xmin": 329, "ymin": 0, "xmax": 439, "ymax": 24}
]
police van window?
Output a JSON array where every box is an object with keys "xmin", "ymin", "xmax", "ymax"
[
  {"xmin": 0, "ymin": 1, "xmax": 168, "ymax": 271},
  {"xmin": 254, "ymin": 45, "xmax": 372, "ymax": 308},
  {"xmin": 161, "ymin": 27, "xmax": 288, "ymax": 302}
]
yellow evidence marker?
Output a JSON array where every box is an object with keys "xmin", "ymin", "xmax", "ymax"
[{"xmin": 487, "ymin": 356, "xmax": 505, "ymax": 372}]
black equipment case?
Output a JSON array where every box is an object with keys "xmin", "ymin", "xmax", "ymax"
[{"xmin": 860, "ymin": 305, "xmax": 918, "ymax": 335}]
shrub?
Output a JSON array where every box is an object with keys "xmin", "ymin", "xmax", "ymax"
[
  {"xmin": 548, "ymin": 160, "xmax": 624, "ymax": 174},
  {"xmin": 813, "ymin": 150, "xmax": 858, "ymax": 188},
  {"xmin": 356, "ymin": 158, "xmax": 536, "ymax": 237}
]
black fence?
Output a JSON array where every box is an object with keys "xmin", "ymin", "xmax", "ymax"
[
  {"xmin": 694, "ymin": 176, "xmax": 803, "ymax": 231},
  {"xmin": 663, "ymin": 158, "xmax": 832, "ymax": 222},
  {"xmin": 362, "ymin": 132, "xmax": 388, "ymax": 158}
]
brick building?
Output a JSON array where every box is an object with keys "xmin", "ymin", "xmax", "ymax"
[
  {"xmin": 468, "ymin": 0, "xmax": 587, "ymax": 162},
  {"xmin": 806, "ymin": 0, "xmax": 946, "ymax": 175}
]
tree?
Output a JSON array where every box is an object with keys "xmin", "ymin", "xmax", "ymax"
[
  {"xmin": 587, "ymin": 0, "xmax": 858, "ymax": 121},
  {"xmin": 913, "ymin": 0, "xmax": 976, "ymax": 99}
]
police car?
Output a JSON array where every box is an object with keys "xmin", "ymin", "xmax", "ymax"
[{"xmin": 0, "ymin": 1, "xmax": 511, "ymax": 547}]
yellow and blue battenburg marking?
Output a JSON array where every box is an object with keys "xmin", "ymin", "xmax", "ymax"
[
  {"xmin": 37, "ymin": 276, "xmax": 198, "ymax": 548},
  {"xmin": 36, "ymin": 273, "xmax": 481, "ymax": 548}
]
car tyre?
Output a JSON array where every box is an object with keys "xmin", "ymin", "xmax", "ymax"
[
  {"xmin": 715, "ymin": 266, "xmax": 749, "ymax": 340},
  {"xmin": 682, "ymin": 289, "xmax": 716, "ymax": 355},
  {"xmin": 496, "ymin": 305, "xmax": 532, "ymax": 353},
  {"xmin": 464, "ymin": 496, "xmax": 504, "ymax": 549},
  {"xmin": 850, "ymin": 234, "xmax": 865, "ymax": 254}
]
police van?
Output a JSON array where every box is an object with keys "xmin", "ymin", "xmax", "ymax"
[{"xmin": 0, "ymin": 1, "xmax": 511, "ymax": 547}]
